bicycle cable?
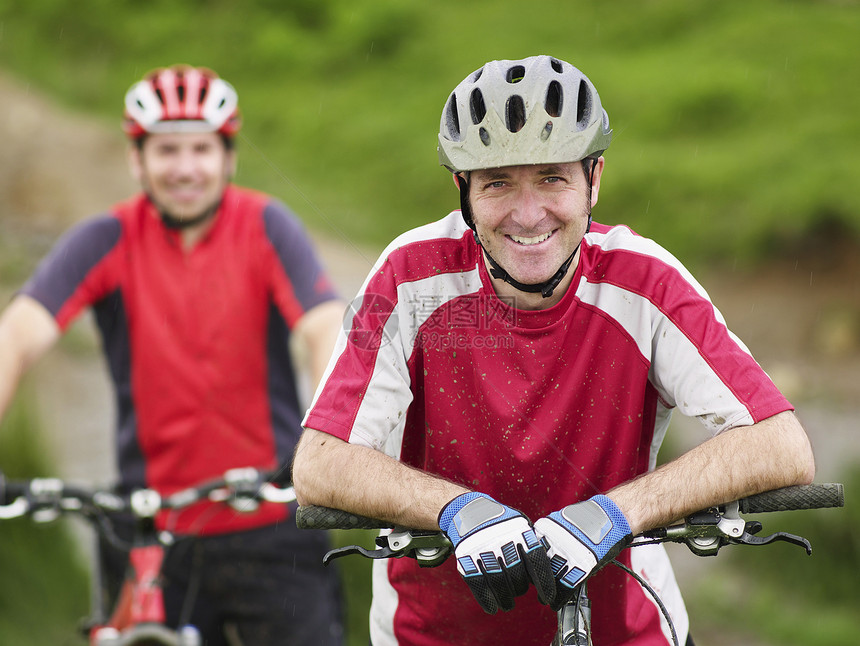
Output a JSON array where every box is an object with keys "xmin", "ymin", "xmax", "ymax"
[
  {"xmin": 609, "ymin": 558, "xmax": 680, "ymax": 646},
  {"xmin": 176, "ymin": 539, "xmax": 205, "ymax": 630},
  {"xmin": 87, "ymin": 506, "xmax": 135, "ymax": 552},
  {"xmin": 572, "ymin": 586, "xmax": 587, "ymax": 645}
]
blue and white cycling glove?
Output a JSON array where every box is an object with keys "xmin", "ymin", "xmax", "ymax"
[
  {"xmin": 439, "ymin": 492, "xmax": 556, "ymax": 614},
  {"xmin": 533, "ymin": 495, "xmax": 633, "ymax": 611}
]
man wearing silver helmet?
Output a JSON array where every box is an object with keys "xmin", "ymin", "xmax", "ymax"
[{"xmin": 294, "ymin": 55, "xmax": 814, "ymax": 645}]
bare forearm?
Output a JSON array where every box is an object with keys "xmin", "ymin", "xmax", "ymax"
[
  {"xmin": 610, "ymin": 411, "xmax": 815, "ymax": 534},
  {"xmin": 0, "ymin": 297, "xmax": 60, "ymax": 424},
  {"xmin": 292, "ymin": 428, "xmax": 469, "ymax": 530},
  {"xmin": 295, "ymin": 300, "xmax": 346, "ymax": 391},
  {"xmin": 0, "ymin": 356, "xmax": 23, "ymax": 423},
  {"xmin": 0, "ymin": 329, "xmax": 26, "ymax": 421}
]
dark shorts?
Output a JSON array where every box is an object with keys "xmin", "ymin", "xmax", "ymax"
[{"xmin": 100, "ymin": 521, "xmax": 343, "ymax": 646}]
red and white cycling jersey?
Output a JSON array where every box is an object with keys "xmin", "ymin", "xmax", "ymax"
[
  {"xmin": 23, "ymin": 185, "xmax": 339, "ymax": 535},
  {"xmin": 304, "ymin": 211, "xmax": 791, "ymax": 645}
]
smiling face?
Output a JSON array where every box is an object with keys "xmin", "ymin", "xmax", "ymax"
[
  {"xmin": 468, "ymin": 160, "xmax": 603, "ymax": 308},
  {"xmin": 128, "ymin": 131, "xmax": 236, "ymax": 225}
]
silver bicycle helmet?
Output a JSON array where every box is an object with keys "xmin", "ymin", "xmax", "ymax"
[{"xmin": 438, "ymin": 55, "xmax": 611, "ymax": 172}]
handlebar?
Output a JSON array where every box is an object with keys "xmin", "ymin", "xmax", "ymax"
[
  {"xmin": 736, "ymin": 482, "xmax": 843, "ymax": 513},
  {"xmin": 0, "ymin": 467, "xmax": 296, "ymax": 522},
  {"xmin": 295, "ymin": 483, "xmax": 844, "ymax": 531},
  {"xmin": 295, "ymin": 483, "xmax": 844, "ymax": 565}
]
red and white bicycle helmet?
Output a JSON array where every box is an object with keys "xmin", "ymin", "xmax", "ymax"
[{"xmin": 123, "ymin": 65, "xmax": 241, "ymax": 139}]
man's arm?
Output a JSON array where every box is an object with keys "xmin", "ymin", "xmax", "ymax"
[
  {"xmin": 530, "ymin": 410, "xmax": 814, "ymax": 607},
  {"xmin": 294, "ymin": 428, "xmax": 561, "ymax": 613},
  {"xmin": 609, "ymin": 410, "xmax": 815, "ymax": 534},
  {"xmin": 292, "ymin": 300, "xmax": 346, "ymax": 391},
  {"xmin": 0, "ymin": 295, "xmax": 60, "ymax": 421},
  {"xmin": 292, "ymin": 427, "xmax": 468, "ymax": 530}
]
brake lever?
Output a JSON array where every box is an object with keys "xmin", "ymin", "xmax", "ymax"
[
  {"xmin": 733, "ymin": 525, "xmax": 812, "ymax": 554},
  {"xmin": 717, "ymin": 506, "xmax": 813, "ymax": 554},
  {"xmin": 322, "ymin": 529, "xmax": 452, "ymax": 568},
  {"xmin": 322, "ymin": 543, "xmax": 397, "ymax": 565},
  {"xmin": 654, "ymin": 500, "xmax": 813, "ymax": 557}
]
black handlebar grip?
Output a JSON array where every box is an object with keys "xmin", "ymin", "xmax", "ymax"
[
  {"xmin": 0, "ymin": 481, "xmax": 29, "ymax": 503},
  {"xmin": 295, "ymin": 505, "xmax": 392, "ymax": 530},
  {"xmin": 739, "ymin": 483, "xmax": 844, "ymax": 514}
]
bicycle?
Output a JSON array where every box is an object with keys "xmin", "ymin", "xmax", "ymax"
[
  {"xmin": 0, "ymin": 467, "xmax": 296, "ymax": 646},
  {"xmin": 296, "ymin": 482, "xmax": 844, "ymax": 645}
]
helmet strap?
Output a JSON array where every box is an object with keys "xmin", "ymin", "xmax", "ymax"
[
  {"xmin": 457, "ymin": 172, "xmax": 593, "ymax": 300},
  {"xmin": 477, "ymin": 231, "xmax": 580, "ymax": 298},
  {"xmin": 457, "ymin": 173, "xmax": 475, "ymax": 229}
]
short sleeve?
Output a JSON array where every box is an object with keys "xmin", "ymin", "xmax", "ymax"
[
  {"xmin": 19, "ymin": 215, "xmax": 122, "ymax": 329},
  {"xmin": 262, "ymin": 201, "xmax": 339, "ymax": 323}
]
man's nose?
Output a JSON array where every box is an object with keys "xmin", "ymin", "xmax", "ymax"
[
  {"xmin": 172, "ymin": 149, "xmax": 198, "ymax": 176},
  {"xmin": 510, "ymin": 186, "xmax": 546, "ymax": 229}
]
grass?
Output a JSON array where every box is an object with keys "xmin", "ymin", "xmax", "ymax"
[
  {"xmin": 331, "ymin": 529, "xmax": 376, "ymax": 646},
  {"xmin": 0, "ymin": 1, "xmax": 857, "ymax": 643},
  {"xmin": 1, "ymin": 0, "xmax": 858, "ymax": 272},
  {"xmin": 681, "ymin": 465, "xmax": 859, "ymax": 646},
  {"xmin": 0, "ymin": 388, "xmax": 91, "ymax": 645}
]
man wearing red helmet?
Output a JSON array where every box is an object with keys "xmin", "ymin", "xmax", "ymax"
[{"xmin": 0, "ymin": 65, "xmax": 344, "ymax": 645}]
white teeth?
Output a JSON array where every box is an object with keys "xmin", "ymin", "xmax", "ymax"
[{"xmin": 509, "ymin": 231, "xmax": 552, "ymax": 245}]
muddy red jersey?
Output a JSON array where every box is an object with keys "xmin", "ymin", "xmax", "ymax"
[
  {"xmin": 23, "ymin": 185, "xmax": 339, "ymax": 534},
  {"xmin": 304, "ymin": 212, "xmax": 792, "ymax": 645}
]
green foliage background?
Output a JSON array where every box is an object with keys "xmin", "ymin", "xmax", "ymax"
[
  {"xmin": 0, "ymin": 392, "xmax": 90, "ymax": 645},
  {"xmin": 1, "ymin": 0, "xmax": 858, "ymax": 271},
  {"xmin": 0, "ymin": 2, "xmax": 858, "ymax": 645}
]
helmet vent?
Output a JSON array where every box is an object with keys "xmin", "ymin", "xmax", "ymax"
[
  {"xmin": 470, "ymin": 89, "xmax": 487, "ymax": 125},
  {"xmin": 479, "ymin": 127, "xmax": 491, "ymax": 146},
  {"xmin": 123, "ymin": 66, "xmax": 241, "ymax": 139},
  {"xmin": 550, "ymin": 58, "xmax": 564, "ymax": 74},
  {"xmin": 506, "ymin": 65, "xmax": 526, "ymax": 84},
  {"xmin": 541, "ymin": 122, "xmax": 553, "ymax": 142},
  {"xmin": 545, "ymin": 81, "xmax": 563, "ymax": 118},
  {"xmin": 505, "ymin": 95, "xmax": 526, "ymax": 133},
  {"xmin": 444, "ymin": 94, "xmax": 462, "ymax": 141},
  {"xmin": 576, "ymin": 79, "xmax": 592, "ymax": 130}
]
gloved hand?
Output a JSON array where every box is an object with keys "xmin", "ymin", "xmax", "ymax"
[
  {"xmin": 533, "ymin": 495, "xmax": 633, "ymax": 611},
  {"xmin": 439, "ymin": 492, "xmax": 556, "ymax": 614}
]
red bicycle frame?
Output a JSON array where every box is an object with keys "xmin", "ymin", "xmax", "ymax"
[{"xmin": 89, "ymin": 544, "xmax": 167, "ymax": 643}]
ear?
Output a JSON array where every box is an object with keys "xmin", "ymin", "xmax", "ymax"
[
  {"xmin": 127, "ymin": 144, "xmax": 144, "ymax": 183},
  {"xmin": 590, "ymin": 157, "xmax": 605, "ymax": 208}
]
